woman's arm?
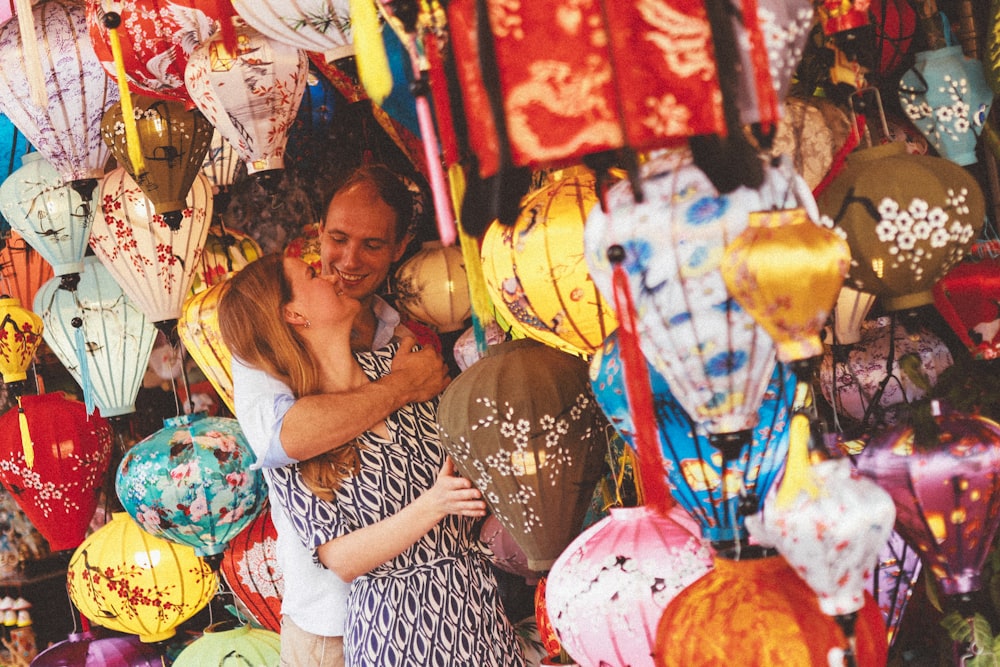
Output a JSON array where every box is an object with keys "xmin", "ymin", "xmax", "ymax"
[{"xmin": 317, "ymin": 458, "xmax": 486, "ymax": 581}]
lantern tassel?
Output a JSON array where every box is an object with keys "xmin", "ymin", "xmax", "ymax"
[
  {"xmin": 14, "ymin": 0, "xmax": 45, "ymax": 108},
  {"xmin": 105, "ymin": 13, "xmax": 146, "ymax": 175},
  {"xmin": 16, "ymin": 397, "xmax": 33, "ymax": 469},
  {"xmin": 350, "ymin": 0, "xmax": 392, "ymax": 104},
  {"xmin": 74, "ymin": 321, "xmax": 95, "ymax": 416},
  {"xmin": 775, "ymin": 396, "xmax": 822, "ymax": 510}
]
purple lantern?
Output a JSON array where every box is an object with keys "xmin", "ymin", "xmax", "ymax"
[
  {"xmin": 868, "ymin": 530, "xmax": 922, "ymax": 648},
  {"xmin": 31, "ymin": 630, "xmax": 163, "ymax": 666}
]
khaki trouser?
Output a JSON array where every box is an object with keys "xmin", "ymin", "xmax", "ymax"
[{"xmin": 279, "ymin": 615, "xmax": 345, "ymax": 667}]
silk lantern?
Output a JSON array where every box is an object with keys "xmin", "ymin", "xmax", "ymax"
[
  {"xmin": 184, "ymin": 17, "xmax": 309, "ymax": 178},
  {"xmin": 933, "ymin": 253, "xmax": 1000, "ymax": 360},
  {"xmin": 33, "ymin": 255, "xmax": 158, "ymax": 417},
  {"xmin": 0, "ymin": 230, "xmax": 53, "ymax": 308},
  {"xmin": 394, "ymin": 241, "xmax": 471, "ymax": 334},
  {"xmin": 0, "ymin": 392, "xmax": 111, "ymax": 551},
  {"xmin": 31, "ymin": 630, "xmax": 165, "ymax": 667},
  {"xmin": 101, "ymin": 95, "xmax": 214, "ymax": 230},
  {"xmin": 590, "ymin": 331, "xmax": 795, "ymax": 544},
  {"xmin": 67, "ymin": 512, "xmax": 217, "ymax": 642},
  {"xmin": 0, "ymin": 295, "xmax": 42, "ymax": 384},
  {"xmin": 816, "ymin": 141, "xmax": 985, "ymax": 312},
  {"xmin": 200, "ymin": 131, "xmax": 241, "ymax": 194},
  {"xmin": 546, "ymin": 505, "xmax": 713, "ymax": 667},
  {"xmin": 436, "ymin": 339, "xmax": 609, "ymax": 571},
  {"xmin": 91, "ymin": 167, "xmax": 212, "ymax": 330},
  {"xmin": 117, "ymin": 412, "xmax": 265, "ymax": 564},
  {"xmin": 478, "ymin": 513, "xmax": 536, "ymax": 585},
  {"xmin": 219, "ymin": 503, "xmax": 283, "ymax": 633},
  {"xmin": 190, "ymin": 223, "xmax": 261, "ymax": 295},
  {"xmin": 172, "ymin": 621, "xmax": 280, "ymax": 666},
  {"xmin": 482, "ymin": 170, "xmax": 618, "ymax": 358},
  {"xmin": 769, "ymin": 96, "xmax": 853, "ymax": 191},
  {"xmin": 831, "ymin": 285, "xmax": 878, "ymax": 346},
  {"xmin": 231, "ymin": 0, "xmax": 352, "ymax": 56},
  {"xmin": 177, "ymin": 276, "xmax": 234, "ymax": 413},
  {"xmin": 870, "ymin": 530, "xmax": 922, "ymax": 648}
]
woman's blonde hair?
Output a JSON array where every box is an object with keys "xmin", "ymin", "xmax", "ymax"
[{"xmin": 218, "ymin": 253, "xmax": 360, "ymax": 500}]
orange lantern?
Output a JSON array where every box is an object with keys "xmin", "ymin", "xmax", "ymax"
[{"xmin": 0, "ymin": 231, "xmax": 53, "ymax": 309}]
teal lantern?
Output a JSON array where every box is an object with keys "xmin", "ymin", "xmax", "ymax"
[
  {"xmin": 172, "ymin": 620, "xmax": 280, "ymax": 666},
  {"xmin": 116, "ymin": 412, "xmax": 267, "ymax": 567}
]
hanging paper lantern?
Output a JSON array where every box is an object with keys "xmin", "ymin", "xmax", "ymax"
[
  {"xmin": 436, "ymin": 339, "xmax": 609, "ymax": 571},
  {"xmin": 0, "ymin": 0, "xmax": 115, "ymax": 191},
  {"xmin": 231, "ymin": 0, "xmax": 351, "ymax": 55},
  {"xmin": 219, "ymin": 503, "xmax": 283, "ymax": 633},
  {"xmin": 855, "ymin": 406, "xmax": 1000, "ymax": 601},
  {"xmin": 0, "ymin": 392, "xmax": 111, "ymax": 551},
  {"xmin": 590, "ymin": 331, "xmax": 796, "ymax": 543},
  {"xmin": 200, "ymin": 131, "xmax": 242, "ymax": 195},
  {"xmin": 0, "ymin": 114, "xmax": 32, "ymax": 235},
  {"xmin": 0, "ymin": 230, "xmax": 53, "ymax": 308},
  {"xmin": 177, "ymin": 276, "xmax": 234, "ymax": 414},
  {"xmin": 101, "ymin": 95, "xmax": 215, "ymax": 230},
  {"xmin": 933, "ymin": 254, "xmax": 1000, "ymax": 360},
  {"xmin": 0, "ymin": 295, "xmax": 42, "ymax": 383},
  {"xmin": 869, "ymin": 529, "xmax": 922, "ymax": 648},
  {"xmin": 816, "ymin": 142, "xmax": 985, "ymax": 312},
  {"xmin": 482, "ymin": 170, "xmax": 618, "ymax": 358},
  {"xmin": 190, "ymin": 223, "xmax": 261, "ymax": 295},
  {"xmin": 184, "ymin": 17, "xmax": 309, "ymax": 177},
  {"xmin": 31, "ymin": 630, "xmax": 165, "ymax": 667},
  {"xmin": 91, "ymin": 167, "xmax": 213, "ymax": 329},
  {"xmin": 117, "ymin": 412, "xmax": 266, "ymax": 562},
  {"xmin": 33, "ymin": 255, "xmax": 158, "ymax": 417},
  {"xmin": 830, "ymin": 286, "xmax": 878, "ymax": 346},
  {"xmin": 172, "ymin": 620, "xmax": 280, "ymax": 666},
  {"xmin": 654, "ymin": 550, "xmax": 888, "ymax": 666},
  {"xmin": 394, "ymin": 241, "xmax": 471, "ymax": 334},
  {"xmin": 67, "ymin": 512, "xmax": 217, "ymax": 642},
  {"xmin": 871, "ymin": 0, "xmax": 918, "ymax": 78},
  {"xmin": 546, "ymin": 505, "xmax": 713, "ymax": 667}
]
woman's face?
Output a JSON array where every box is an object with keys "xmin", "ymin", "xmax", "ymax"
[{"xmin": 282, "ymin": 256, "xmax": 360, "ymax": 330}]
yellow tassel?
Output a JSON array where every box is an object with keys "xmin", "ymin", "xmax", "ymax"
[
  {"xmin": 350, "ymin": 0, "xmax": 393, "ymax": 104},
  {"xmin": 775, "ymin": 397, "xmax": 820, "ymax": 510},
  {"xmin": 15, "ymin": 0, "xmax": 46, "ymax": 108},
  {"xmin": 16, "ymin": 398, "xmax": 33, "ymax": 469},
  {"xmin": 106, "ymin": 15, "xmax": 146, "ymax": 175},
  {"xmin": 453, "ymin": 166, "xmax": 495, "ymax": 324}
]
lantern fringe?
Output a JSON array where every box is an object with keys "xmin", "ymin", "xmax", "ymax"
[
  {"xmin": 106, "ymin": 23, "xmax": 146, "ymax": 175},
  {"xmin": 351, "ymin": 0, "xmax": 393, "ymax": 104},
  {"xmin": 74, "ymin": 323, "xmax": 95, "ymax": 416},
  {"xmin": 16, "ymin": 397, "xmax": 32, "ymax": 469},
  {"xmin": 14, "ymin": 0, "xmax": 45, "ymax": 108}
]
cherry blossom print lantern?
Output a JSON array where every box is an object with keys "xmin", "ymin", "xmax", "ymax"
[
  {"xmin": 91, "ymin": 167, "xmax": 212, "ymax": 331},
  {"xmin": 67, "ymin": 512, "xmax": 217, "ymax": 642},
  {"xmin": 546, "ymin": 505, "xmax": 713, "ymax": 667},
  {"xmin": 394, "ymin": 241, "xmax": 471, "ymax": 334},
  {"xmin": 219, "ymin": 503, "xmax": 283, "ymax": 633},
  {"xmin": 31, "ymin": 630, "xmax": 166, "ymax": 667},
  {"xmin": 478, "ymin": 512, "xmax": 536, "ymax": 586},
  {"xmin": 178, "ymin": 277, "xmax": 234, "ymax": 412},
  {"xmin": 116, "ymin": 412, "xmax": 266, "ymax": 565},
  {"xmin": 0, "ymin": 0, "xmax": 116, "ymax": 195},
  {"xmin": 33, "ymin": 255, "xmax": 158, "ymax": 417},
  {"xmin": 230, "ymin": 0, "xmax": 352, "ymax": 57},
  {"xmin": 173, "ymin": 620, "xmax": 280, "ymax": 666},
  {"xmin": 0, "ymin": 295, "xmax": 43, "ymax": 384},
  {"xmin": 0, "ymin": 392, "xmax": 111, "ymax": 551},
  {"xmin": 184, "ymin": 17, "xmax": 309, "ymax": 180},
  {"xmin": 815, "ymin": 141, "xmax": 985, "ymax": 312},
  {"xmin": 436, "ymin": 339, "xmax": 609, "ymax": 571},
  {"xmin": 933, "ymin": 253, "xmax": 1000, "ymax": 360},
  {"xmin": 0, "ymin": 231, "xmax": 54, "ymax": 309}
]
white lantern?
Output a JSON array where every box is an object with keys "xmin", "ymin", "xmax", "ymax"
[
  {"xmin": 230, "ymin": 0, "xmax": 352, "ymax": 58},
  {"xmin": 394, "ymin": 241, "xmax": 471, "ymax": 333}
]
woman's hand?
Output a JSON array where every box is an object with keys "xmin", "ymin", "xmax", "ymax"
[{"xmin": 423, "ymin": 457, "xmax": 487, "ymax": 519}]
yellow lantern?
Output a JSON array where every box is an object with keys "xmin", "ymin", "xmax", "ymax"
[
  {"xmin": 178, "ymin": 277, "xmax": 234, "ymax": 413},
  {"xmin": 190, "ymin": 223, "xmax": 262, "ymax": 296},
  {"xmin": 481, "ymin": 170, "xmax": 617, "ymax": 358},
  {"xmin": 66, "ymin": 512, "xmax": 217, "ymax": 643},
  {"xmin": 0, "ymin": 296, "xmax": 43, "ymax": 384},
  {"xmin": 394, "ymin": 241, "xmax": 471, "ymax": 333}
]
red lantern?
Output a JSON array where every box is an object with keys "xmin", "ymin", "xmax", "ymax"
[
  {"xmin": 933, "ymin": 251, "xmax": 1000, "ymax": 360},
  {"xmin": 0, "ymin": 393, "xmax": 112, "ymax": 551},
  {"xmin": 219, "ymin": 502, "xmax": 283, "ymax": 633}
]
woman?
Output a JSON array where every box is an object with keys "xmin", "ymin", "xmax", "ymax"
[{"xmin": 219, "ymin": 254, "xmax": 525, "ymax": 667}]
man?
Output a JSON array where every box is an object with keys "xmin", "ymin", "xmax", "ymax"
[{"xmin": 232, "ymin": 165, "xmax": 451, "ymax": 667}]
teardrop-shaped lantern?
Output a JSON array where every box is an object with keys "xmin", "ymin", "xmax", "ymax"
[
  {"xmin": 933, "ymin": 253, "xmax": 1000, "ymax": 360},
  {"xmin": 33, "ymin": 255, "xmax": 158, "ymax": 418},
  {"xmin": 0, "ymin": 0, "xmax": 116, "ymax": 191},
  {"xmin": 178, "ymin": 277, "xmax": 234, "ymax": 413},
  {"xmin": 816, "ymin": 142, "xmax": 986, "ymax": 311},
  {"xmin": 116, "ymin": 412, "xmax": 266, "ymax": 563},
  {"xmin": 184, "ymin": 18, "xmax": 309, "ymax": 178},
  {"xmin": 91, "ymin": 167, "xmax": 212, "ymax": 329},
  {"xmin": 0, "ymin": 231, "xmax": 53, "ymax": 309},
  {"xmin": 172, "ymin": 620, "xmax": 280, "ymax": 666},
  {"xmin": 67, "ymin": 512, "xmax": 217, "ymax": 642},
  {"xmin": 231, "ymin": 0, "xmax": 352, "ymax": 56},
  {"xmin": 190, "ymin": 222, "xmax": 261, "ymax": 295},
  {"xmin": 0, "ymin": 295, "xmax": 42, "ymax": 383},
  {"xmin": 394, "ymin": 241, "xmax": 471, "ymax": 334},
  {"xmin": 31, "ymin": 630, "xmax": 165, "ymax": 667},
  {"xmin": 0, "ymin": 152, "xmax": 97, "ymax": 277},
  {"xmin": 101, "ymin": 95, "xmax": 215, "ymax": 230},
  {"xmin": 200, "ymin": 131, "xmax": 242, "ymax": 194},
  {"xmin": 219, "ymin": 503, "xmax": 283, "ymax": 633},
  {"xmin": 831, "ymin": 286, "xmax": 878, "ymax": 346}
]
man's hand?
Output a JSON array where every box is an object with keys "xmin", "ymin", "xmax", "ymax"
[{"xmin": 390, "ymin": 335, "xmax": 451, "ymax": 404}]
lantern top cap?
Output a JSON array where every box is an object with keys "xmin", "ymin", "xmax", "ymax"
[{"xmin": 164, "ymin": 412, "xmax": 209, "ymax": 429}]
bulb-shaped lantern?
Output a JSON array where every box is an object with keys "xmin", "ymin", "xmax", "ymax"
[
  {"xmin": 178, "ymin": 277, "xmax": 235, "ymax": 413},
  {"xmin": 231, "ymin": 0, "xmax": 352, "ymax": 55},
  {"xmin": 101, "ymin": 95, "xmax": 214, "ymax": 230},
  {"xmin": 172, "ymin": 620, "xmax": 280, "ymax": 666},
  {"xmin": 0, "ymin": 295, "xmax": 42, "ymax": 384},
  {"xmin": 219, "ymin": 504, "xmax": 283, "ymax": 633},
  {"xmin": 31, "ymin": 630, "xmax": 165, "ymax": 667},
  {"xmin": 933, "ymin": 254, "xmax": 1000, "ymax": 360},
  {"xmin": 394, "ymin": 241, "xmax": 471, "ymax": 334},
  {"xmin": 190, "ymin": 222, "xmax": 261, "ymax": 295}
]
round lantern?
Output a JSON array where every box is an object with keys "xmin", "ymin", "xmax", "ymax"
[
  {"xmin": 831, "ymin": 286, "xmax": 878, "ymax": 346},
  {"xmin": 482, "ymin": 169, "xmax": 618, "ymax": 358},
  {"xmin": 31, "ymin": 630, "xmax": 165, "ymax": 666},
  {"xmin": 0, "ymin": 295, "xmax": 42, "ymax": 384},
  {"xmin": 655, "ymin": 550, "xmax": 888, "ymax": 666},
  {"xmin": 184, "ymin": 17, "xmax": 309, "ymax": 177},
  {"xmin": 116, "ymin": 412, "xmax": 266, "ymax": 562},
  {"xmin": 190, "ymin": 223, "xmax": 261, "ymax": 295},
  {"xmin": 933, "ymin": 253, "xmax": 1000, "ymax": 360},
  {"xmin": 173, "ymin": 621, "xmax": 280, "ymax": 666},
  {"xmin": 219, "ymin": 503, "xmax": 283, "ymax": 633},
  {"xmin": 0, "ymin": 0, "xmax": 115, "ymax": 190},
  {"xmin": 33, "ymin": 255, "xmax": 158, "ymax": 417},
  {"xmin": 0, "ymin": 392, "xmax": 111, "ymax": 551},
  {"xmin": 394, "ymin": 241, "xmax": 471, "ymax": 334},
  {"xmin": 91, "ymin": 167, "xmax": 213, "ymax": 329},
  {"xmin": 478, "ymin": 512, "xmax": 536, "ymax": 585},
  {"xmin": 436, "ymin": 338, "xmax": 609, "ymax": 571},
  {"xmin": 177, "ymin": 276, "xmax": 235, "ymax": 414},
  {"xmin": 0, "ymin": 152, "xmax": 97, "ymax": 277},
  {"xmin": 67, "ymin": 512, "xmax": 217, "ymax": 642},
  {"xmin": 0, "ymin": 230, "xmax": 53, "ymax": 309},
  {"xmin": 101, "ymin": 95, "xmax": 215, "ymax": 230},
  {"xmin": 546, "ymin": 505, "xmax": 713, "ymax": 667},
  {"xmin": 815, "ymin": 141, "xmax": 985, "ymax": 312},
  {"xmin": 231, "ymin": 0, "xmax": 352, "ymax": 55},
  {"xmin": 200, "ymin": 131, "xmax": 242, "ymax": 195}
]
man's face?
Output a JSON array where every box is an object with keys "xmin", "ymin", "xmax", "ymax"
[{"xmin": 320, "ymin": 180, "xmax": 410, "ymax": 302}]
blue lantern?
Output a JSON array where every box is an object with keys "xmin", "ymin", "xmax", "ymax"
[
  {"xmin": 0, "ymin": 114, "xmax": 31, "ymax": 235},
  {"xmin": 589, "ymin": 331, "xmax": 795, "ymax": 544},
  {"xmin": 116, "ymin": 412, "xmax": 267, "ymax": 566}
]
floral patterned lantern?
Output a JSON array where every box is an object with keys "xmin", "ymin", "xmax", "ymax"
[
  {"xmin": 0, "ymin": 152, "xmax": 97, "ymax": 278},
  {"xmin": 184, "ymin": 17, "xmax": 309, "ymax": 178},
  {"xmin": 177, "ymin": 276, "xmax": 234, "ymax": 413},
  {"xmin": 0, "ymin": 231, "xmax": 53, "ymax": 309},
  {"xmin": 67, "ymin": 512, "xmax": 217, "ymax": 642},
  {"xmin": 190, "ymin": 222, "xmax": 260, "ymax": 295},
  {"xmin": 436, "ymin": 339, "xmax": 609, "ymax": 571},
  {"xmin": 172, "ymin": 620, "xmax": 280, "ymax": 666},
  {"xmin": 933, "ymin": 253, "xmax": 1000, "ymax": 360},
  {"xmin": 200, "ymin": 131, "xmax": 241, "ymax": 194},
  {"xmin": 219, "ymin": 503, "xmax": 283, "ymax": 633},
  {"xmin": 31, "ymin": 630, "xmax": 165, "ymax": 667},
  {"xmin": 230, "ymin": 0, "xmax": 352, "ymax": 57},
  {"xmin": 33, "ymin": 255, "xmax": 158, "ymax": 417},
  {"xmin": 0, "ymin": 392, "xmax": 111, "ymax": 551},
  {"xmin": 478, "ymin": 512, "xmax": 537, "ymax": 586},
  {"xmin": 116, "ymin": 412, "xmax": 266, "ymax": 564},
  {"xmin": 0, "ymin": 295, "xmax": 42, "ymax": 384},
  {"xmin": 546, "ymin": 505, "xmax": 713, "ymax": 667},
  {"xmin": 815, "ymin": 141, "xmax": 985, "ymax": 312},
  {"xmin": 91, "ymin": 167, "xmax": 213, "ymax": 329},
  {"xmin": 482, "ymin": 170, "xmax": 617, "ymax": 358},
  {"xmin": 394, "ymin": 241, "xmax": 471, "ymax": 334}
]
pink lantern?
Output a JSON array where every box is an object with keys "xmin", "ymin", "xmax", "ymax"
[
  {"xmin": 478, "ymin": 513, "xmax": 537, "ymax": 586},
  {"xmin": 546, "ymin": 505, "xmax": 713, "ymax": 667}
]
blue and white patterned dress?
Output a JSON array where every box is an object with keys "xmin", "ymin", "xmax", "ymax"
[{"xmin": 267, "ymin": 343, "xmax": 525, "ymax": 667}]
